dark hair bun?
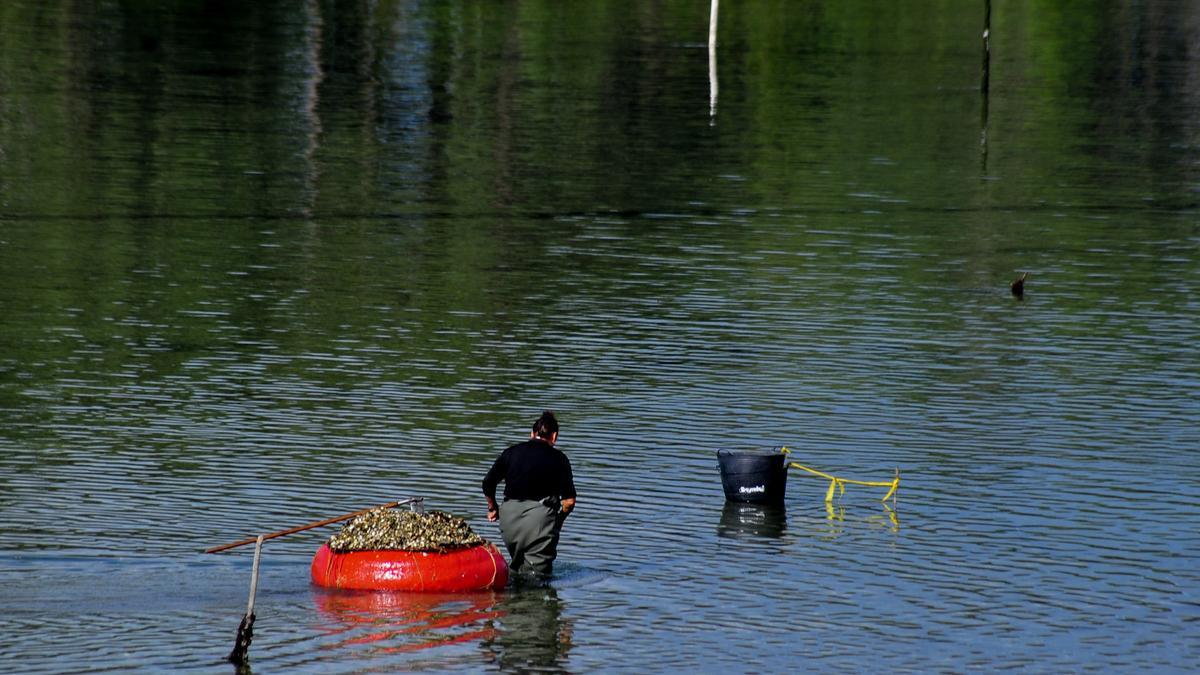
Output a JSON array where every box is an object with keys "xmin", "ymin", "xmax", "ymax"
[{"xmin": 532, "ymin": 410, "xmax": 559, "ymax": 439}]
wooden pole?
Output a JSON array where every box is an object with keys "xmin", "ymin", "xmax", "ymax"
[
  {"xmin": 227, "ymin": 535, "xmax": 264, "ymax": 667},
  {"xmin": 246, "ymin": 535, "xmax": 263, "ymax": 616},
  {"xmin": 204, "ymin": 498, "xmax": 422, "ymax": 553}
]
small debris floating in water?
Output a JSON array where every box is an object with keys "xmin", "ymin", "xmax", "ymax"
[{"xmin": 328, "ymin": 508, "xmax": 484, "ymax": 552}]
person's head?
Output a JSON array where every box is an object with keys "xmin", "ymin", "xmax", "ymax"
[{"xmin": 531, "ymin": 410, "xmax": 559, "ymax": 443}]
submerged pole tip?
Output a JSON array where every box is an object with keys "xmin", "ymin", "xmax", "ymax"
[
  {"xmin": 228, "ymin": 613, "xmax": 255, "ymax": 666},
  {"xmin": 1011, "ymin": 272, "xmax": 1028, "ymax": 298}
]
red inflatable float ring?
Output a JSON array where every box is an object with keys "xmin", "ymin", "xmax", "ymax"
[{"xmin": 311, "ymin": 542, "xmax": 508, "ymax": 592}]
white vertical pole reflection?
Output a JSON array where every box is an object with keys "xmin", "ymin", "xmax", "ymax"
[
  {"xmin": 301, "ymin": 0, "xmax": 325, "ymax": 217},
  {"xmin": 708, "ymin": 0, "xmax": 719, "ymax": 121}
]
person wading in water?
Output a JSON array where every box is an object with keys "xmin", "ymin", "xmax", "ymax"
[{"xmin": 482, "ymin": 410, "xmax": 577, "ymax": 581}]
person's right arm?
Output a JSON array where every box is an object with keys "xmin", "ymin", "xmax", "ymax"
[
  {"xmin": 482, "ymin": 450, "xmax": 508, "ymax": 521},
  {"xmin": 558, "ymin": 454, "xmax": 577, "ymax": 516}
]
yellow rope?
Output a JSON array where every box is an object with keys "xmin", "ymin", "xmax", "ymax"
[{"xmin": 780, "ymin": 447, "xmax": 900, "ymax": 503}]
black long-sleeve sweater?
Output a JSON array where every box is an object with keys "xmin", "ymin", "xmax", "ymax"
[{"xmin": 482, "ymin": 438, "xmax": 576, "ymax": 502}]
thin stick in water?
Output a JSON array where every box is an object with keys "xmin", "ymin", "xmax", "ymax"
[{"xmin": 228, "ymin": 535, "xmax": 264, "ymax": 667}]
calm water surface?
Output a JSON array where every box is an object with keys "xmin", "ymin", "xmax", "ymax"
[{"xmin": 2, "ymin": 1, "xmax": 1198, "ymax": 672}]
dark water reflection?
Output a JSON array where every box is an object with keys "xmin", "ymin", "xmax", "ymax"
[
  {"xmin": 312, "ymin": 589, "xmax": 503, "ymax": 660},
  {"xmin": 482, "ymin": 587, "xmax": 574, "ymax": 673},
  {"xmin": 717, "ymin": 502, "xmax": 788, "ymax": 540},
  {"xmin": 2, "ymin": 0, "xmax": 1200, "ymax": 672}
]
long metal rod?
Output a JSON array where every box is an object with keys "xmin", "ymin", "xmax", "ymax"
[{"xmin": 205, "ymin": 498, "xmax": 422, "ymax": 553}]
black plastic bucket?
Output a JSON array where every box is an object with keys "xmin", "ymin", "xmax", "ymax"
[{"xmin": 717, "ymin": 449, "xmax": 788, "ymax": 504}]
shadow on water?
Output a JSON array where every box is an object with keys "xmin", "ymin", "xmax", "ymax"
[
  {"xmin": 305, "ymin": 576, "xmax": 582, "ymax": 672},
  {"xmin": 716, "ymin": 502, "xmax": 788, "ymax": 540},
  {"xmin": 481, "ymin": 585, "xmax": 573, "ymax": 673},
  {"xmin": 823, "ymin": 502, "xmax": 901, "ymax": 537},
  {"xmin": 312, "ymin": 588, "xmax": 503, "ymax": 655},
  {"xmin": 716, "ymin": 500, "xmax": 901, "ymax": 544}
]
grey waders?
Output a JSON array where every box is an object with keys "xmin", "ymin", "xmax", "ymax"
[{"xmin": 498, "ymin": 499, "xmax": 566, "ymax": 579}]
